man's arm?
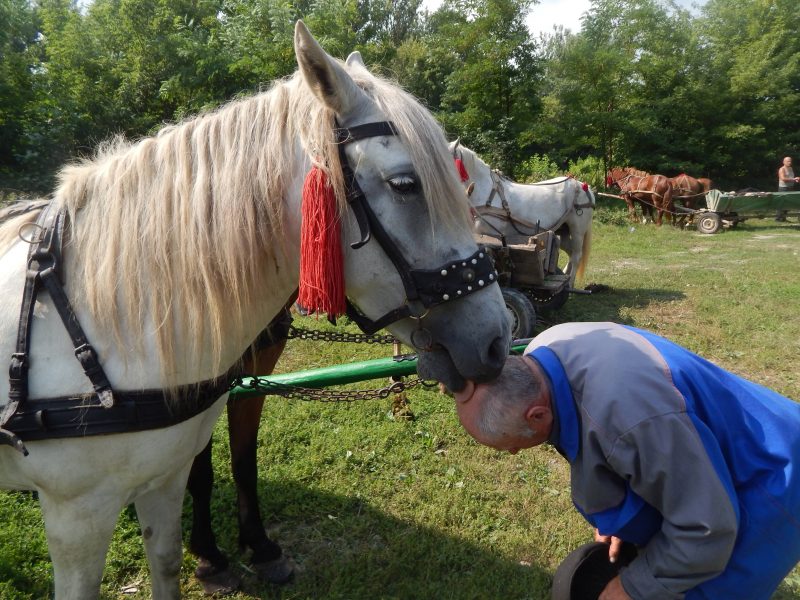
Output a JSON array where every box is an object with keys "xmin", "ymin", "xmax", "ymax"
[{"xmin": 608, "ymin": 412, "xmax": 738, "ymax": 599}]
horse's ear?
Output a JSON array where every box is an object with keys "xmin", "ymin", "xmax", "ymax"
[
  {"xmin": 453, "ymin": 138, "xmax": 461, "ymax": 152},
  {"xmin": 294, "ymin": 21, "xmax": 367, "ymax": 118},
  {"xmin": 346, "ymin": 51, "xmax": 366, "ymax": 68},
  {"xmin": 467, "ymin": 182, "xmax": 475, "ymax": 197}
]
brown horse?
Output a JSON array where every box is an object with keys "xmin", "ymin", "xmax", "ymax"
[
  {"xmin": 608, "ymin": 167, "xmax": 674, "ymax": 226},
  {"xmin": 669, "ymin": 173, "xmax": 706, "ymax": 211},
  {"xmin": 186, "ymin": 304, "xmax": 295, "ymax": 594},
  {"xmin": 697, "ymin": 177, "xmax": 714, "ymax": 192}
]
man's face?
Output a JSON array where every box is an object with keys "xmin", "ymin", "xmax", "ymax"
[{"xmin": 785, "ymin": 158, "xmax": 792, "ymax": 167}]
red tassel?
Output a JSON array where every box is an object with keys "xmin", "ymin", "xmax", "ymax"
[
  {"xmin": 605, "ymin": 175, "xmax": 613, "ymax": 187},
  {"xmin": 582, "ymin": 182, "xmax": 589, "ymax": 192},
  {"xmin": 298, "ymin": 166, "xmax": 346, "ymax": 317},
  {"xmin": 454, "ymin": 158, "xmax": 470, "ymax": 182}
]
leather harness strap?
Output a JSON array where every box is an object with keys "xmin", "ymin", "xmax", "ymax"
[
  {"xmin": 9, "ymin": 204, "xmax": 114, "ymax": 406},
  {"xmin": 0, "ymin": 203, "xmax": 292, "ymax": 453},
  {"xmin": 3, "ymin": 378, "xmax": 233, "ymax": 443},
  {"xmin": 2, "ymin": 204, "xmax": 112, "ymax": 453}
]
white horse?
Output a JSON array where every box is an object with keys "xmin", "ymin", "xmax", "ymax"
[
  {"xmin": 0, "ymin": 22, "xmax": 510, "ymax": 599},
  {"xmin": 450, "ymin": 141, "xmax": 594, "ymax": 286}
]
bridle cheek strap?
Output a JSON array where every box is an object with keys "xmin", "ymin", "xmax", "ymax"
[{"xmin": 333, "ymin": 120, "xmax": 498, "ymax": 336}]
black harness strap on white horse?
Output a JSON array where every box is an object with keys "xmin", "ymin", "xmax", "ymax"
[
  {"xmin": 0, "ymin": 202, "xmax": 263, "ymax": 452},
  {"xmin": 8, "ymin": 204, "xmax": 114, "ymax": 405}
]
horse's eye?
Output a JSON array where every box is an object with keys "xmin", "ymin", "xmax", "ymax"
[{"xmin": 387, "ymin": 175, "xmax": 419, "ymax": 195}]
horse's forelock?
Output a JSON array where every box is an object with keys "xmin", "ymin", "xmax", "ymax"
[{"xmin": 349, "ymin": 70, "xmax": 471, "ymax": 232}]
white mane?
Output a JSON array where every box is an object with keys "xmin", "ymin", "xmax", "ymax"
[{"xmin": 0, "ymin": 65, "xmax": 470, "ymax": 380}]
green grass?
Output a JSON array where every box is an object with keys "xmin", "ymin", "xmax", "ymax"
[{"xmin": 1, "ymin": 208, "xmax": 799, "ymax": 599}]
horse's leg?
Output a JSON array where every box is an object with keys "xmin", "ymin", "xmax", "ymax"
[
  {"xmin": 135, "ymin": 462, "xmax": 196, "ymax": 600},
  {"xmin": 643, "ymin": 201, "xmax": 653, "ymax": 224},
  {"xmin": 186, "ymin": 439, "xmax": 240, "ymax": 594},
  {"xmin": 39, "ymin": 488, "xmax": 123, "ymax": 599},
  {"xmin": 230, "ymin": 339, "xmax": 293, "ymax": 583},
  {"xmin": 625, "ymin": 197, "xmax": 636, "ymax": 223}
]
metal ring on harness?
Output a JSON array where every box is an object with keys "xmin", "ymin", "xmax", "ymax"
[{"xmin": 18, "ymin": 222, "xmax": 46, "ymax": 245}]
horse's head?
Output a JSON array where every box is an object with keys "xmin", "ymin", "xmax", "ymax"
[
  {"xmin": 294, "ymin": 22, "xmax": 511, "ymax": 391},
  {"xmin": 606, "ymin": 167, "xmax": 626, "ymax": 188}
]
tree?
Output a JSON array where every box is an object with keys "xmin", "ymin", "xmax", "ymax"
[
  {"xmin": 0, "ymin": 0, "xmax": 41, "ymax": 189},
  {"xmin": 697, "ymin": 0, "xmax": 800, "ymax": 186},
  {"xmin": 421, "ymin": 0, "xmax": 542, "ymax": 175}
]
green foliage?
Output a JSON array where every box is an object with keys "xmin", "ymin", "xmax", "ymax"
[
  {"xmin": 1, "ymin": 0, "xmax": 799, "ymax": 195},
  {"xmin": 516, "ymin": 153, "xmax": 560, "ymax": 183},
  {"xmin": 0, "ymin": 0, "xmax": 43, "ymax": 190},
  {"xmin": 566, "ymin": 155, "xmax": 605, "ymax": 190},
  {"xmin": 431, "ymin": 0, "xmax": 543, "ymax": 173}
]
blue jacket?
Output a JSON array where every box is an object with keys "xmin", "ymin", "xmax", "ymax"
[{"xmin": 526, "ymin": 322, "xmax": 800, "ymax": 599}]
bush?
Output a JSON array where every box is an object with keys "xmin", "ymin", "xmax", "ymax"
[
  {"xmin": 516, "ymin": 154, "xmax": 561, "ymax": 183},
  {"xmin": 566, "ymin": 156, "xmax": 606, "ymax": 190}
]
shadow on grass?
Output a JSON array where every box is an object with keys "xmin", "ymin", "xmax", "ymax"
[
  {"xmin": 538, "ymin": 286, "xmax": 687, "ymax": 328},
  {"xmin": 184, "ymin": 478, "xmax": 554, "ymax": 600}
]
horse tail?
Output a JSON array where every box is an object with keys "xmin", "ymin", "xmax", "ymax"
[
  {"xmin": 663, "ymin": 180, "xmax": 674, "ymax": 209},
  {"xmin": 575, "ymin": 216, "xmax": 592, "ymax": 283},
  {"xmin": 661, "ymin": 180, "xmax": 675, "ymax": 225}
]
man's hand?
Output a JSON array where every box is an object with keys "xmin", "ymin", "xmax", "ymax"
[
  {"xmin": 599, "ymin": 575, "xmax": 632, "ymax": 600},
  {"xmin": 594, "ymin": 529, "xmax": 624, "ymax": 563}
]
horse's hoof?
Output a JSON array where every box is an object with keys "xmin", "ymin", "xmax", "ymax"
[
  {"xmin": 195, "ymin": 560, "xmax": 241, "ymax": 596},
  {"xmin": 252, "ymin": 555, "xmax": 294, "ymax": 585}
]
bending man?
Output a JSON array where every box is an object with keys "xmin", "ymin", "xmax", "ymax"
[{"xmin": 455, "ymin": 322, "xmax": 800, "ymax": 600}]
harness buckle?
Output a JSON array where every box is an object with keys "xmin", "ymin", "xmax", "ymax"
[
  {"xmin": 9, "ymin": 353, "xmax": 28, "ymax": 376},
  {"xmin": 28, "ymin": 249, "xmax": 58, "ymax": 273},
  {"xmin": 74, "ymin": 343, "xmax": 98, "ymax": 366},
  {"xmin": 74, "ymin": 344, "xmax": 115, "ymax": 408},
  {"xmin": 8, "ymin": 353, "xmax": 29, "ymax": 402}
]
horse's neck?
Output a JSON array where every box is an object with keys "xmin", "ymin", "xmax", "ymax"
[{"xmin": 467, "ymin": 155, "xmax": 498, "ymax": 206}]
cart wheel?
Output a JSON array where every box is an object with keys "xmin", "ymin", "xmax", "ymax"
[
  {"xmin": 697, "ymin": 212, "xmax": 721, "ymax": 234},
  {"xmin": 501, "ymin": 288, "xmax": 537, "ymax": 339}
]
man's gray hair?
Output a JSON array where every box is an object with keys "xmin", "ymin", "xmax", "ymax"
[{"xmin": 475, "ymin": 356, "xmax": 543, "ymax": 442}]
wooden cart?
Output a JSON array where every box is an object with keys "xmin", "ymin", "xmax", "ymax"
[
  {"xmin": 695, "ymin": 189, "xmax": 800, "ymax": 234},
  {"xmin": 476, "ymin": 231, "xmax": 571, "ymax": 338}
]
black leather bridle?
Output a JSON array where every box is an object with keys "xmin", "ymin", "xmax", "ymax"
[{"xmin": 334, "ymin": 122, "xmax": 499, "ymax": 338}]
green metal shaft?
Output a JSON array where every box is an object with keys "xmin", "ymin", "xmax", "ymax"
[{"xmin": 229, "ymin": 343, "xmax": 530, "ymax": 398}]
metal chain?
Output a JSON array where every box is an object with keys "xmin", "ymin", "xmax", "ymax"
[
  {"xmin": 230, "ymin": 374, "xmax": 438, "ymax": 403},
  {"xmin": 232, "ymin": 324, "xmax": 426, "ymax": 402},
  {"xmin": 286, "ymin": 325, "xmax": 396, "ymax": 345}
]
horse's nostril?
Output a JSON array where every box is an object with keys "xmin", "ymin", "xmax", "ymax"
[
  {"xmin": 471, "ymin": 335, "xmax": 508, "ymax": 383},
  {"xmin": 487, "ymin": 335, "xmax": 507, "ymax": 365}
]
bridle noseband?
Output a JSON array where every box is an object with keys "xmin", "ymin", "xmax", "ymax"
[{"xmin": 334, "ymin": 122, "xmax": 498, "ymax": 338}]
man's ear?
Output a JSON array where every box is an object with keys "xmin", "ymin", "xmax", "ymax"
[{"xmin": 525, "ymin": 404, "xmax": 551, "ymax": 431}]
